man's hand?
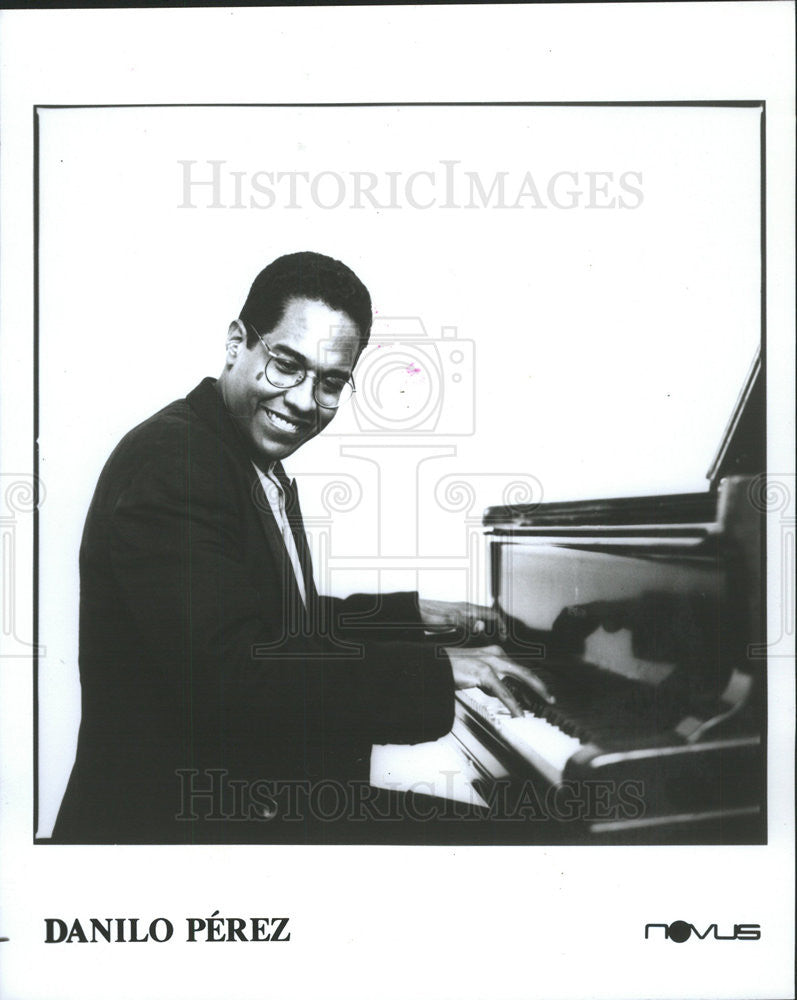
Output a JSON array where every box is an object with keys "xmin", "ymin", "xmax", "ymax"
[
  {"xmin": 418, "ymin": 598, "xmax": 503, "ymax": 641},
  {"xmin": 443, "ymin": 644, "xmax": 555, "ymax": 718}
]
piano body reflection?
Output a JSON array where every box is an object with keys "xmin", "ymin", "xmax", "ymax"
[{"xmin": 452, "ymin": 354, "xmax": 765, "ymax": 844}]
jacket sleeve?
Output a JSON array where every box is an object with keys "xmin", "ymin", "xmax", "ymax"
[
  {"xmin": 317, "ymin": 591, "xmax": 427, "ymax": 645},
  {"xmin": 106, "ymin": 439, "xmax": 454, "ymax": 747}
]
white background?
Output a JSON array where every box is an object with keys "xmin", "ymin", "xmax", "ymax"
[
  {"xmin": 34, "ymin": 101, "xmax": 761, "ymax": 833},
  {"xmin": 1, "ymin": 5, "xmax": 795, "ymax": 1000}
]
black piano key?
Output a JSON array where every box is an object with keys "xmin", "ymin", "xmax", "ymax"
[{"xmin": 497, "ymin": 648, "xmax": 689, "ymax": 751}]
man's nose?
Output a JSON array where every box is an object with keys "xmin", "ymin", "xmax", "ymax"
[{"xmin": 282, "ymin": 375, "xmax": 317, "ymax": 412}]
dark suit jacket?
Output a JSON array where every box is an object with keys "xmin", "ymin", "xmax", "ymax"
[{"xmin": 53, "ymin": 378, "xmax": 454, "ymax": 844}]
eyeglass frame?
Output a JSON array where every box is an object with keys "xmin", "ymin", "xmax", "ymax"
[{"xmin": 242, "ymin": 318, "xmax": 357, "ymax": 410}]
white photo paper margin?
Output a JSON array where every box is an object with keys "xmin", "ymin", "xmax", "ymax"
[{"xmin": 0, "ymin": 6, "xmax": 794, "ymax": 1000}]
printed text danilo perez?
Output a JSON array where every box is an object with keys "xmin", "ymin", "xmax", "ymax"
[{"xmin": 44, "ymin": 913, "xmax": 292, "ymax": 943}]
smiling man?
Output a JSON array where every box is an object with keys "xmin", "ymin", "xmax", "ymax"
[
  {"xmin": 222, "ymin": 266, "xmax": 367, "ymax": 463},
  {"xmin": 53, "ymin": 251, "xmax": 538, "ymax": 844}
]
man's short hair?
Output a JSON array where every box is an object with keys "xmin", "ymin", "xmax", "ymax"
[{"xmin": 239, "ymin": 251, "xmax": 372, "ymax": 354}]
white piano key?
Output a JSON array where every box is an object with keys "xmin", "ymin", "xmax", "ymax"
[{"xmin": 458, "ymin": 687, "xmax": 583, "ymax": 785}]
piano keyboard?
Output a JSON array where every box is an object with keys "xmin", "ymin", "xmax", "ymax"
[
  {"xmin": 454, "ymin": 679, "xmax": 761, "ymax": 839},
  {"xmin": 456, "ymin": 687, "xmax": 584, "ymax": 785}
]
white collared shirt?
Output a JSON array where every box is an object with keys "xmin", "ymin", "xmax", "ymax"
[{"xmin": 252, "ymin": 462, "xmax": 307, "ymax": 608}]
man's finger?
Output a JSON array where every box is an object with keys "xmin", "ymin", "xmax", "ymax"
[
  {"xmin": 483, "ymin": 655, "xmax": 557, "ymax": 705},
  {"xmin": 474, "ymin": 645, "xmax": 505, "ymax": 659},
  {"xmin": 483, "ymin": 671, "xmax": 524, "ymax": 718}
]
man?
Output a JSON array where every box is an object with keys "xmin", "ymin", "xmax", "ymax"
[{"xmin": 53, "ymin": 251, "xmax": 537, "ymax": 844}]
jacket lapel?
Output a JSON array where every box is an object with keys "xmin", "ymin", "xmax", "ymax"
[
  {"xmin": 248, "ymin": 466, "xmax": 310, "ymax": 633},
  {"xmin": 186, "ymin": 378, "xmax": 310, "ymax": 631},
  {"xmin": 274, "ymin": 463, "xmax": 320, "ymax": 609}
]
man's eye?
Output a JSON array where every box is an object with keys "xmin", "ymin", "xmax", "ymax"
[
  {"xmin": 320, "ymin": 378, "xmax": 346, "ymax": 394},
  {"xmin": 272, "ymin": 358, "xmax": 302, "ymax": 376}
]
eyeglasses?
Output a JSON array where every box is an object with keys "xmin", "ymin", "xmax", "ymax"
[{"xmin": 244, "ymin": 320, "xmax": 356, "ymax": 410}]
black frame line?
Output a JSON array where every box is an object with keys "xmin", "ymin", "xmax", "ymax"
[
  {"xmin": 0, "ymin": 1, "xmax": 744, "ymax": 8},
  {"xmin": 31, "ymin": 99, "xmax": 768, "ymax": 844},
  {"xmin": 35, "ymin": 100, "xmax": 765, "ymax": 109}
]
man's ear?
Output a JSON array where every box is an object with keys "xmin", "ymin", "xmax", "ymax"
[{"xmin": 225, "ymin": 320, "xmax": 246, "ymax": 362}]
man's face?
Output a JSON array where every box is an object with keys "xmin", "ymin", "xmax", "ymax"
[{"xmin": 220, "ymin": 296, "xmax": 361, "ymax": 467}]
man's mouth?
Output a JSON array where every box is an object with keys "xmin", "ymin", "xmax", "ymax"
[{"xmin": 261, "ymin": 405, "xmax": 307, "ymax": 435}]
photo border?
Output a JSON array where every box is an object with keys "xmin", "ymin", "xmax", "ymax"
[{"xmin": 32, "ymin": 98, "xmax": 769, "ymax": 846}]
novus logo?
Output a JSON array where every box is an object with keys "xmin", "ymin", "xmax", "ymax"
[{"xmin": 645, "ymin": 921, "xmax": 760, "ymax": 942}]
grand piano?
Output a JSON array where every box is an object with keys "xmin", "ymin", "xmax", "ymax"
[{"xmin": 451, "ymin": 352, "xmax": 765, "ymax": 844}]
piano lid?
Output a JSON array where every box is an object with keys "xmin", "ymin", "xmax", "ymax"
[
  {"xmin": 482, "ymin": 490, "xmax": 716, "ymax": 529},
  {"xmin": 484, "ymin": 350, "xmax": 763, "ymax": 529},
  {"xmin": 705, "ymin": 350, "xmax": 764, "ymax": 488}
]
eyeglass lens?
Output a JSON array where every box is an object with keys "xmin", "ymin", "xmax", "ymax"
[{"xmin": 265, "ymin": 358, "xmax": 353, "ymax": 408}]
